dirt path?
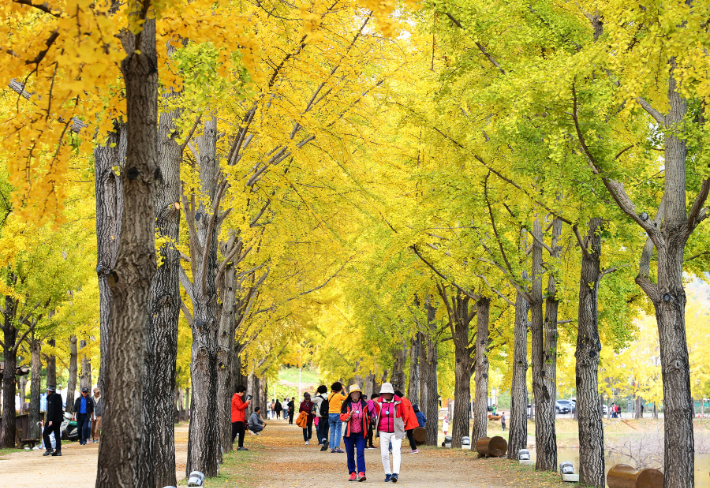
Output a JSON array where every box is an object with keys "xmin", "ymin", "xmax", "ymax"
[
  {"xmin": 0, "ymin": 423, "xmax": 190, "ymax": 488},
  {"xmin": 240, "ymin": 419, "xmax": 558, "ymax": 488}
]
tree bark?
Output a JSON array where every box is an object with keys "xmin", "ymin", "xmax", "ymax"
[
  {"xmin": 217, "ymin": 264, "xmax": 237, "ymax": 453},
  {"xmin": 65, "ymin": 335, "xmax": 78, "ymax": 415},
  {"xmin": 96, "ymin": 16, "xmax": 159, "ymax": 488},
  {"xmin": 390, "ymin": 344, "xmax": 407, "ymax": 394},
  {"xmin": 635, "ymin": 396, "xmax": 642, "ymax": 420},
  {"xmin": 530, "ymin": 218, "xmax": 555, "ymax": 471},
  {"xmin": 29, "ymin": 336, "xmax": 41, "ymax": 439},
  {"xmin": 407, "ymin": 334, "xmax": 420, "ymax": 405},
  {"xmin": 424, "ymin": 298, "xmax": 439, "ymax": 446},
  {"xmin": 94, "ymin": 124, "xmax": 126, "ymax": 395},
  {"xmin": 184, "ymin": 117, "xmax": 220, "ymax": 478},
  {"xmin": 471, "ymin": 297, "xmax": 490, "ymax": 443},
  {"xmin": 508, "ymin": 290, "xmax": 529, "ymax": 460},
  {"xmin": 45, "ymin": 338, "xmax": 56, "ymax": 388},
  {"xmin": 1, "ymin": 293, "xmax": 18, "ymax": 448},
  {"xmin": 80, "ymin": 340, "xmax": 92, "ymax": 391},
  {"xmin": 575, "ymin": 218, "xmax": 605, "ymax": 487}
]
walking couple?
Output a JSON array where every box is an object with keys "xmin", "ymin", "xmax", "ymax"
[{"xmin": 339, "ymin": 382, "xmax": 415, "ymax": 483}]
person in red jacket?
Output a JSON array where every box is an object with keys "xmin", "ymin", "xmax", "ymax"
[
  {"xmin": 340, "ymin": 384, "xmax": 370, "ymax": 482},
  {"xmin": 395, "ymin": 390, "xmax": 420, "ymax": 454},
  {"xmin": 231, "ymin": 385, "xmax": 251, "ymax": 451}
]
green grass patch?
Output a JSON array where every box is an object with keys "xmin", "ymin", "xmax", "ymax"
[
  {"xmin": 0, "ymin": 447, "xmax": 24, "ymax": 458},
  {"xmin": 197, "ymin": 443, "xmax": 263, "ymax": 488}
]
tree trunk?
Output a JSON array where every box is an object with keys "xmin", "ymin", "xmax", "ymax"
[
  {"xmin": 424, "ymin": 299, "xmax": 439, "ymax": 446},
  {"xmin": 65, "ymin": 335, "xmax": 78, "ymax": 415},
  {"xmin": 46, "ymin": 338, "xmax": 57, "ymax": 388},
  {"xmin": 217, "ymin": 264, "xmax": 237, "ymax": 453},
  {"xmin": 418, "ymin": 332, "xmax": 427, "ymax": 412},
  {"xmin": 30, "ymin": 337, "xmax": 41, "ymax": 439},
  {"xmin": 471, "ymin": 297, "xmax": 490, "ymax": 443},
  {"xmin": 407, "ymin": 334, "xmax": 420, "ymax": 405},
  {"xmin": 390, "ymin": 344, "xmax": 407, "ymax": 394},
  {"xmin": 185, "ymin": 117, "xmax": 220, "ymax": 478},
  {"xmin": 530, "ymin": 218, "xmax": 555, "ymax": 471},
  {"xmin": 80, "ymin": 340, "xmax": 92, "ymax": 390},
  {"xmin": 145, "ymin": 76, "xmax": 183, "ymax": 488},
  {"xmin": 507, "ymin": 290, "xmax": 529, "ymax": 460},
  {"xmin": 1, "ymin": 293, "xmax": 18, "ymax": 448},
  {"xmin": 94, "ymin": 123, "xmax": 126, "ymax": 394},
  {"xmin": 19, "ymin": 373, "xmax": 28, "ymax": 408},
  {"xmin": 575, "ymin": 218, "xmax": 605, "ymax": 488},
  {"xmin": 96, "ymin": 17, "xmax": 159, "ymax": 488},
  {"xmin": 447, "ymin": 293, "xmax": 474, "ymax": 449},
  {"xmin": 635, "ymin": 396, "xmax": 642, "ymax": 420}
]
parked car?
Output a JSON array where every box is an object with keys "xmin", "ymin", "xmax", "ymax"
[{"xmin": 556, "ymin": 400, "xmax": 572, "ymax": 414}]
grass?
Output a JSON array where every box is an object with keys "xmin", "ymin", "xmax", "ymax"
[
  {"xmin": 0, "ymin": 447, "xmax": 24, "ymax": 459},
  {"xmin": 194, "ymin": 443, "xmax": 263, "ymax": 488},
  {"xmin": 270, "ymin": 367, "xmax": 322, "ymax": 401}
]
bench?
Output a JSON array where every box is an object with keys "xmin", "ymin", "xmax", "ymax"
[{"xmin": 20, "ymin": 438, "xmax": 40, "ymax": 449}]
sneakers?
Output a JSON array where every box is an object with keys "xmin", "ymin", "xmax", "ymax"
[
  {"xmin": 358, "ymin": 472, "xmax": 366, "ymax": 482},
  {"xmin": 391, "ymin": 473, "xmax": 398, "ymax": 483},
  {"xmin": 335, "ymin": 448, "xmax": 345, "ymax": 453},
  {"xmin": 408, "ymin": 449, "xmax": 419, "ymax": 454},
  {"xmin": 43, "ymin": 450, "xmax": 53, "ymax": 456},
  {"xmin": 237, "ymin": 447, "xmax": 249, "ymax": 451},
  {"xmin": 321, "ymin": 440, "xmax": 329, "ymax": 451},
  {"xmin": 51, "ymin": 451, "xmax": 62, "ymax": 456},
  {"xmin": 349, "ymin": 473, "xmax": 358, "ymax": 482},
  {"xmin": 305, "ymin": 440, "xmax": 310, "ymax": 446},
  {"xmin": 384, "ymin": 474, "xmax": 392, "ymax": 482}
]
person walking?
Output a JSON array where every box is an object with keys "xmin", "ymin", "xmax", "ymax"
[
  {"xmin": 375, "ymin": 383, "xmax": 405, "ymax": 483},
  {"xmin": 340, "ymin": 384, "xmax": 369, "ymax": 482},
  {"xmin": 283, "ymin": 397, "xmax": 290, "ymax": 422},
  {"xmin": 43, "ymin": 385, "xmax": 63, "ymax": 456},
  {"xmin": 501, "ymin": 411, "xmax": 506, "ymax": 431},
  {"xmin": 274, "ymin": 399, "xmax": 282, "ymax": 419},
  {"xmin": 312, "ymin": 385, "xmax": 330, "ymax": 450},
  {"xmin": 366, "ymin": 393, "xmax": 379, "ymax": 449},
  {"xmin": 231, "ymin": 385, "xmax": 251, "ymax": 451},
  {"xmin": 395, "ymin": 390, "xmax": 419, "ymax": 454},
  {"xmin": 72, "ymin": 387, "xmax": 95, "ymax": 446},
  {"xmin": 299, "ymin": 392, "xmax": 315, "ymax": 445},
  {"xmin": 328, "ymin": 382, "xmax": 347, "ymax": 453},
  {"xmin": 288, "ymin": 397, "xmax": 296, "ymax": 424},
  {"xmin": 248, "ymin": 407, "xmax": 266, "ymax": 434},
  {"xmin": 92, "ymin": 388, "xmax": 102, "ymax": 443}
]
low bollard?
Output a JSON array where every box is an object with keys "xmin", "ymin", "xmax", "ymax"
[
  {"xmin": 475, "ymin": 436, "xmax": 508, "ymax": 457},
  {"xmin": 518, "ymin": 448, "xmax": 534, "ymax": 466},
  {"xmin": 461, "ymin": 436, "xmax": 471, "ymax": 448},
  {"xmin": 607, "ymin": 464, "xmax": 663, "ymax": 488},
  {"xmin": 559, "ymin": 461, "xmax": 579, "ymax": 482},
  {"xmin": 187, "ymin": 471, "xmax": 205, "ymax": 487},
  {"xmin": 441, "ymin": 435, "xmax": 452, "ymax": 448}
]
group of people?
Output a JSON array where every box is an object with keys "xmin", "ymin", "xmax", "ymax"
[
  {"xmin": 41, "ymin": 384, "xmax": 103, "ymax": 457},
  {"xmin": 230, "ymin": 381, "xmax": 429, "ymax": 482}
]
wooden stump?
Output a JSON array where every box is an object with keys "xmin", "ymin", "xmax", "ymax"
[
  {"xmin": 475, "ymin": 436, "xmax": 508, "ymax": 457},
  {"xmin": 607, "ymin": 464, "xmax": 663, "ymax": 488},
  {"xmin": 487, "ymin": 414, "xmax": 501, "ymax": 421},
  {"xmin": 413, "ymin": 427, "xmax": 426, "ymax": 444}
]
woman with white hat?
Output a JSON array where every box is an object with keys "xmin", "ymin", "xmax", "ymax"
[
  {"xmin": 374, "ymin": 383, "xmax": 405, "ymax": 483},
  {"xmin": 340, "ymin": 384, "xmax": 370, "ymax": 481}
]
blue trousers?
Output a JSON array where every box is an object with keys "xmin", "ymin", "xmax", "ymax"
[
  {"xmin": 344, "ymin": 432, "xmax": 366, "ymax": 474},
  {"xmin": 77, "ymin": 414, "xmax": 91, "ymax": 444},
  {"xmin": 328, "ymin": 413, "xmax": 342, "ymax": 448}
]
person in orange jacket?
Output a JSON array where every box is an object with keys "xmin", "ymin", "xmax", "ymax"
[
  {"xmin": 231, "ymin": 385, "xmax": 251, "ymax": 451},
  {"xmin": 394, "ymin": 390, "xmax": 420, "ymax": 454}
]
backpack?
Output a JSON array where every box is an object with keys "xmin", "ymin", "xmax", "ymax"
[{"xmin": 319, "ymin": 393, "xmax": 331, "ymax": 417}]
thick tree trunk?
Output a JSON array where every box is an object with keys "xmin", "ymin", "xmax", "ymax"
[
  {"xmin": 29, "ymin": 337, "xmax": 41, "ymax": 439},
  {"xmin": 46, "ymin": 338, "xmax": 57, "ymax": 388},
  {"xmin": 575, "ymin": 218, "xmax": 605, "ymax": 488},
  {"xmin": 145, "ymin": 81, "xmax": 183, "ymax": 488},
  {"xmin": 95, "ymin": 124, "xmax": 126, "ymax": 394},
  {"xmin": 530, "ymin": 218, "xmax": 555, "ymax": 471},
  {"xmin": 508, "ymin": 291, "xmax": 529, "ymax": 460},
  {"xmin": 217, "ymin": 264, "xmax": 237, "ymax": 453},
  {"xmin": 1, "ymin": 293, "xmax": 19, "ymax": 448},
  {"xmin": 418, "ymin": 332, "xmax": 427, "ymax": 412},
  {"xmin": 185, "ymin": 117, "xmax": 220, "ymax": 478},
  {"xmin": 96, "ymin": 17, "xmax": 159, "ymax": 488},
  {"xmin": 471, "ymin": 297, "xmax": 490, "ymax": 443},
  {"xmin": 65, "ymin": 336, "xmax": 78, "ymax": 415},
  {"xmin": 80, "ymin": 340, "xmax": 92, "ymax": 390},
  {"xmin": 635, "ymin": 396, "xmax": 642, "ymax": 420},
  {"xmin": 424, "ymin": 300, "xmax": 439, "ymax": 446},
  {"xmin": 447, "ymin": 294, "xmax": 474, "ymax": 449},
  {"xmin": 19, "ymin": 374, "xmax": 28, "ymax": 408},
  {"xmin": 407, "ymin": 334, "xmax": 420, "ymax": 405},
  {"xmin": 390, "ymin": 344, "xmax": 407, "ymax": 394}
]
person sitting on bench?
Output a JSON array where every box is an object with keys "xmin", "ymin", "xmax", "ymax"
[{"xmin": 248, "ymin": 407, "xmax": 266, "ymax": 434}]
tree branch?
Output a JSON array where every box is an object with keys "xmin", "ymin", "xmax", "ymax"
[
  {"xmin": 636, "ymin": 97, "xmax": 666, "ymax": 125},
  {"xmin": 686, "ymin": 179, "xmax": 710, "ymax": 236}
]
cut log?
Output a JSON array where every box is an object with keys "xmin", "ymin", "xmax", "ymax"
[
  {"xmin": 487, "ymin": 414, "xmax": 501, "ymax": 420},
  {"xmin": 475, "ymin": 436, "xmax": 508, "ymax": 457},
  {"xmin": 607, "ymin": 464, "xmax": 663, "ymax": 488},
  {"xmin": 413, "ymin": 427, "xmax": 426, "ymax": 444}
]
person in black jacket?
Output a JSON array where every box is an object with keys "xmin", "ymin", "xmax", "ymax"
[
  {"xmin": 288, "ymin": 397, "xmax": 295, "ymax": 425},
  {"xmin": 43, "ymin": 385, "xmax": 63, "ymax": 456},
  {"xmin": 72, "ymin": 387, "xmax": 95, "ymax": 445}
]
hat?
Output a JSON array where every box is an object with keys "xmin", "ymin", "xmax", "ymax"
[
  {"xmin": 82, "ymin": 387, "xmax": 89, "ymax": 393},
  {"xmin": 348, "ymin": 384, "xmax": 362, "ymax": 395},
  {"xmin": 413, "ymin": 403, "xmax": 420, "ymax": 412},
  {"xmin": 379, "ymin": 383, "xmax": 395, "ymax": 395},
  {"xmin": 47, "ymin": 385, "xmax": 56, "ymax": 392},
  {"xmin": 304, "ymin": 392, "xmax": 311, "ymax": 399}
]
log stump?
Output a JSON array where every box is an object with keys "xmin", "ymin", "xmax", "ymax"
[
  {"xmin": 475, "ymin": 436, "xmax": 508, "ymax": 457},
  {"xmin": 607, "ymin": 464, "xmax": 663, "ymax": 488},
  {"xmin": 413, "ymin": 427, "xmax": 426, "ymax": 444}
]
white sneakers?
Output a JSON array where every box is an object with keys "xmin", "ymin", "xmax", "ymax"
[{"xmin": 305, "ymin": 440, "xmax": 310, "ymax": 445}]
